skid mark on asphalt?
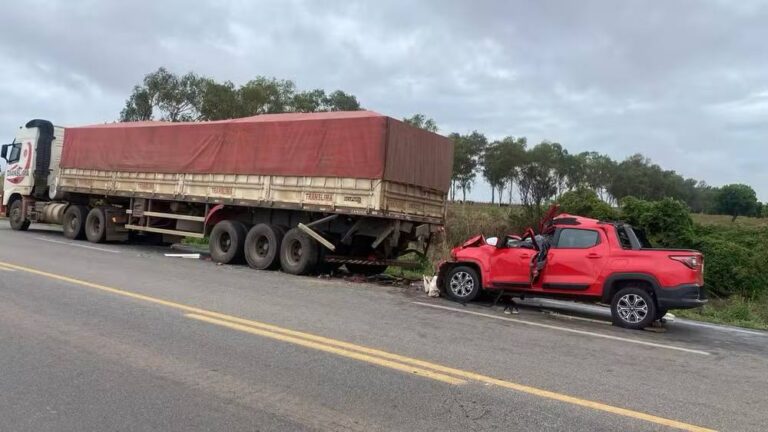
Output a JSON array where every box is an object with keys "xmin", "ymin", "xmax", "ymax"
[
  {"xmin": 413, "ymin": 302, "xmax": 710, "ymax": 356},
  {"xmin": 0, "ymin": 260, "xmax": 716, "ymax": 432}
]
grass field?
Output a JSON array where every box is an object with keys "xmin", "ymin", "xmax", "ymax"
[{"xmin": 691, "ymin": 213, "xmax": 768, "ymax": 227}]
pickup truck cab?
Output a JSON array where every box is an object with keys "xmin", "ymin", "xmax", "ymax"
[{"xmin": 438, "ymin": 212, "xmax": 707, "ymax": 329}]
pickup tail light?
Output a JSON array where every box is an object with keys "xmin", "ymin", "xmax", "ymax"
[{"xmin": 669, "ymin": 255, "xmax": 700, "ymax": 269}]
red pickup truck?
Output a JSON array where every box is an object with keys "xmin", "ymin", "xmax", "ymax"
[{"xmin": 438, "ymin": 211, "xmax": 707, "ymax": 329}]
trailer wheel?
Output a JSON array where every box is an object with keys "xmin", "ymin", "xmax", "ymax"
[
  {"xmin": 280, "ymin": 228, "xmax": 319, "ymax": 275},
  {"xmin": 62, "ymin": 205, "xmax": 88, "ymax": 240},
  {"xmin": 85, "ymin": 207, "xmax": 107, "ymax": 243},
  {"xmin": 244, "ymin": 224, "xmax": 284, "ymax": 270},
  {"xmin": 210, "ymin": 220, "xmax": 247, "ymax": 264},
  {"xmin": 8, "ymin": 199, "xmax": 30, "ymax": 231}
]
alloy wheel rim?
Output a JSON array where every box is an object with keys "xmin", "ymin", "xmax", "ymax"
[
  {"xmin": 449, "ymin": 271, "xmax": 474, "ymax": 298},
  {"xmin": 617, "ymin": 293, "xmax": 648, "ymax": 323}
]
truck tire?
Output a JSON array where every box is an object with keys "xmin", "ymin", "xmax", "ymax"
[
  {"xmin": 346, "ymin": 264, "xmax": 388, "ymax": 276},
  {"xmin": 8, "ymin": 199, "xmax": 30, "ymax": 231},
  {"xmin": 280, "ymin": 228, "xmax": 319, "ymax": 275},
  {"xmin": 62, "ymin": 205, "xmax": 89, "ymax": 240},
  {"xmin": 85, "ymin": 207, "xmax": 107, "ymax": 243},
  {"xmin": 444, "ymin": 265, "xmax": 481, "ymax": 302},
  {"xmin": 611, "ymin": 287, "xmax": 657, "ymax": 329},
  {"xmin": 244, "ymin": 224, "xmax": 284, "ymax": 270},
  {"xmin": 209, "ymin": 220, "xmax": 247, "ymax": 264}
]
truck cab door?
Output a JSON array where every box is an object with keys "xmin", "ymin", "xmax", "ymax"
[{"xmin": 537, "ymin": 227, "xmax": 608, "ymax": 295}]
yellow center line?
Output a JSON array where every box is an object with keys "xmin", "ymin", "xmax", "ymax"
[
  {"xmin": 0, "ymin": 260, "xmax": 716, "ymax": 432},
  {"xmin": 185, "ymin": 313, "xmax": 463, "ymax": 385}
]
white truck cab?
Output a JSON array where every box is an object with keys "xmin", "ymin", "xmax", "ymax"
[
  {"xmin": 2, "ymin": 120, "xmax": 65, "ymax": 230},
  {"xmin": 1, "ymin": 120, "xmax": 65, "ymax": 207}
]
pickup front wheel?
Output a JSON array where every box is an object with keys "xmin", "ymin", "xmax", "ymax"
[
  {"xmin": 445, "ymin": 266, "xmax": 481, "ymax": 302},
  {"xmin": 611, "ymin": 287, "xmax": 657, "ymax": 329}
]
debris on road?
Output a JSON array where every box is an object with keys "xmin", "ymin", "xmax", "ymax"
[
  {"xmin": 164, "ymin": 253, "xmax": 201, "ymax": 259},
  {"xmin": 422, "ymin": 275, "xmax": 440, "ymax": 297}
]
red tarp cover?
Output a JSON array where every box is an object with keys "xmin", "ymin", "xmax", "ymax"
[{"xmin": 60, "ymin": 111, "xmax": 453, "ymax": 192}]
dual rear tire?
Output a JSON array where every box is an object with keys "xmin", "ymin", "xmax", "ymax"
[
  {"xmin": 244, "ymin": 224, "xmax": 285, "ymax": 270},
  {"xmin": 209, "ymin": 220, "xmax": 248, "ymax": 264},
  {"xmin": 208, "ymin": 221, "xmax": 319, "ymax": 275},
  {"xmin": 62, "ymin": 205, "xmax": 89, "ymax": 240},
  {"xmin": 210, "ymin": 221, "xmax": 387, "ymax": 277}
]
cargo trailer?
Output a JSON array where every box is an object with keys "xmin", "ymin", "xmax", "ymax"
[{"xmin": 1, "ymin": 111, "xmax": 454, "ymax": 275}]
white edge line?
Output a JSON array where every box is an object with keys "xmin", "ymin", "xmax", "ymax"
[
  {"xmin": 533, "ymin": 299, "xmax": 767, "ymax": 337},
  {"xmin": 412, "ymin": 302, "xmax": 710, "ymax": 356},
  {"xmin": 34, "ymin": 237, "xmax": 121, "ymax": 254},
  {"xmin": 675, "ymin": 319, "xmax": 768, "ymax": 337}
]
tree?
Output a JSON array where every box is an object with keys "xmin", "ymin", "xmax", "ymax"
[
  {"xmin": 449, "ymin": 131, "xmax": 487, "ymax": 201},
  {"xmin": 481, "ymin": 137, "xmax": 526, "ymax": 204},
  {"xmin": 120, "ymin": 67, "xmax": 209, "ymax": 122},
  {"xmin": 199, "ymin": 80, "xmax": 240, "ymax": 120},
  {"xmin": 517, "ymin": 142, "xmax": 559, "ymax": 219},
  {"xmin": 581, "ymin": 152, "xmax": 617, "ymax": 203},
  {"xmin": 323, "ymin": 90, "xmax": 361, "ymax": 111},
  {"xmin": 120, "ymin": 68, "xmax": 363, "ymax": 122},
  {"xmin": 557, "ymin": 188, "xmax": 618, "ymax": 220},
  {"xmin": 402, "ymin": 114, "xmax": 438, "ymax": 132},
  {"xmin": 716, "ymin": 184, "xmax": 758, "ymax": 221}
]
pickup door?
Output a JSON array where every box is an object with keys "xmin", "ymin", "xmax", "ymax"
[
  {"xmin": 487, "ymin": 241, "xmax": 535, "ymax": 289},
  {"xmin": 537, "ymin": 227, "xmax": 608, "ymax": 295}
]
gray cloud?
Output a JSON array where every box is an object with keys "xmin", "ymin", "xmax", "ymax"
[{"xmin": 1, "ymin": 0, "xmax": 766, "ymax": 199}]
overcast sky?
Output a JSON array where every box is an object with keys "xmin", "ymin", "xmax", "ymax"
[{"xmin": 1, "ymin": 0, "xmax": 766, "ymax": 200}]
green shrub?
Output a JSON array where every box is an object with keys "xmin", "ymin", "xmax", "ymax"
[
  {"xmin": 620, "ymin": 196, "xmax": 694, "ymax": 247},
  {"xmin": 557, "ymin": 188, "xmax": 619, "ymax": 221}
]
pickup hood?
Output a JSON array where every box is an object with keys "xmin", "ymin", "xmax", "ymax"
[{"xmin": 460, "ymin": 235, "xmax": 485, "ymax": 248}]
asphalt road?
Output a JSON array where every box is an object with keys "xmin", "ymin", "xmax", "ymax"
[{"xmin": 1, "ymin": 221, "xmax": 767, "ymax": 431}]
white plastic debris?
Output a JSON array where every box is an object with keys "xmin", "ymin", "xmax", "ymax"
[
  {"xmin": 423, "ymin": 275, "xmax": 440, "ymax": 297},
  {"xmin": 164, "ymin": 253, "xmax": 201, "ymax": 259}
]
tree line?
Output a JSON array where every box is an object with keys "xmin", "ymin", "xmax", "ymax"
[
  {"xmin": 120, "ymin": 68, "xmax": 361, "ymax": 122},
  {"xmin": 403, "ymin": 114, "xmax": 764, "ymax": 221},
  {"xmin": 118, "ymin": 69, "xmax": 762, "ymax": 221}
]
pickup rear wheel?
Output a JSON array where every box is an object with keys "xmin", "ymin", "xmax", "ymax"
[
  {"xmin": 244, "ymin": 224, "xmax": 284, "ymax": 270},
  {"xmin": 8, "ymin": 199, "xmax": 30, "ymax": 231},
  {"xmin": 611, "ymin": 287, "xmax": 657, "ymax": 329},
  {"xmin": 445, "ymin": 265, "xmax": 481, "ymax": 302},
  {"xmin": 280, "ymin": 228, "xmax": 319, "ymax": 275},
  {"xmin": 210, "ymin": 220, "xmax": 247, "ymax": 264},
  {"xmin": 62, "ymin": 205, "xmax": 89, "ymax": 240}
]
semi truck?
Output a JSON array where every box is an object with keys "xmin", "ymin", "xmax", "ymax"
[{"xmin": 1, "ymin": 111, "xmax": 454, "ymax": 275}]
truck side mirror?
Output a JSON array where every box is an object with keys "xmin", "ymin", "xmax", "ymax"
[{"xmin": 0, "ymin": 144, "xmax": 8, "ymax": 161}]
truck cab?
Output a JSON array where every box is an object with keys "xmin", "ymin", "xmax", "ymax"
[{"xmin": 1, "ymin": 120, "xmax": 65, "ymax": 228}]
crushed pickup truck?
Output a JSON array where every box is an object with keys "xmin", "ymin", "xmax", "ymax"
[{"xmin": 437, "ymin": 208, "xmax": 707, "ymax": 329}]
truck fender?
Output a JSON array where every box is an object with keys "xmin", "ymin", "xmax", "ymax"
[
  {"xmin": 203, "ymin": 204, "xmax": 226, "ymax": 235},
  {"xmin": 601, "ymin": 272, "xmax": 661, "ymax": 303}
]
